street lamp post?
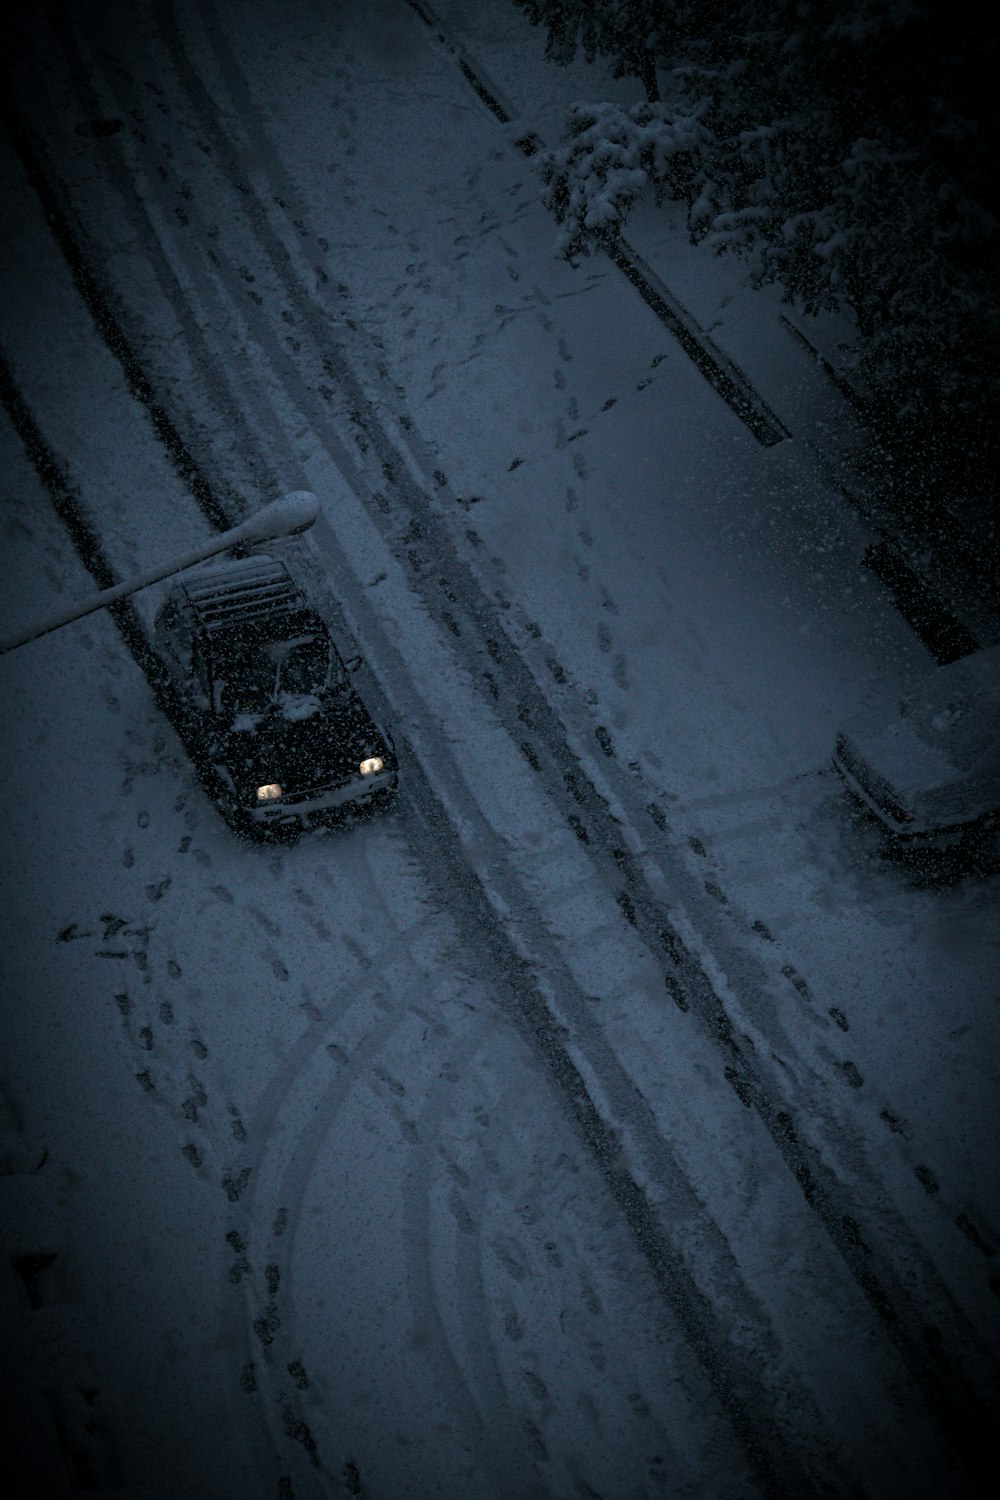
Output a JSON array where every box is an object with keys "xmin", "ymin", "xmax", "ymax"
[{"xmin": 0, "ymin": 492, "xmax": 320, "ymax": 656}]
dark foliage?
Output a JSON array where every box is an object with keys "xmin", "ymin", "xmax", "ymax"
[{"xmin": 516, "ymin": 0, "xmax": 999, "ymax": 511}]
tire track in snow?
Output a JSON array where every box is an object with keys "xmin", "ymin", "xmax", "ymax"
[
  {"xmin": 0, "ymin": 348, "xmax": 175, "ymax": 691},
  {"xmin": 397, "ymin": 1049, "xmax": 693, "ymax": 1498},
  {"xmin": 40, "ymin": 9, "xmax": 300, "ymax": 508},
  {"xmin": 237, "ymin": 854, "xmax": 515, "ymax": 1498},
  {"xmin": 258, "ymin": 997, "xmax": 543, "ymax": 1499},
  {"xmin": 87, "ymin": 24, "xmax": 1000, "ymax": 1479},
  {"xmin": 229, "ymin": 837, "xmax": 466, "ymax": 1495},
  {"xmin": 105, "ymin": 822, "xmax": 465, "ymax": 1496},
  {"xmin": 0, "ymin": 81, "xmax": 236, "ymax": 534}
]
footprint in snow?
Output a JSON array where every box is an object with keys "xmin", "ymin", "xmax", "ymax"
[
  {"xmin": 581, "ymin": 1281, "xmax": 602, "ymax": 1316},
  {"xmin": 493, "ymin": 1238, "xmax": 528, "ymax": 1282},
  {"xmin": 222, "ymin": 1167, "xmax": 251, "ymax": 1202},
  {"xmin": 57, "ymin": 922, "xmax": 94, "ymax": 943},
  {"xmin": 504, "ymin": 1308, "xmax": 524, "ymax": 1341},
  {"xmin": 522, "ymin": 1370, "xmax": 549, "ymax": 1405},
  {"xmin": 445, "ymin": 1158, "xmax": 470, "ymax": 1190},
  {"xmin": 595, "ymin": 726, "xmax": 614, "ymax": 757},
  {"xmin": 372, "ymin": 1066, "xmax": 405, "ymax": 1098},
  {"xmin": 447, "ymin": 1191, "xmax": 475, "ymax": 1236}
]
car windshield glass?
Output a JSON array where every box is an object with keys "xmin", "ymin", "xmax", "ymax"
[
  {"xmin": 216, "ymin": 652, "xmax": 278, "ymax": 714},
  {"xmin": 270, "ymin": 634, "xmax": 332, "ymax": 695}
]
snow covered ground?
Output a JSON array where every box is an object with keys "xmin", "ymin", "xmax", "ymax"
[{"xmin": 1, "ymin": 1, "xmax": 997, "ymax": 1497}]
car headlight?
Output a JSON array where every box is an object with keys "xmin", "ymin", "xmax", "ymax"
[
  {"xmin": 359, "ymin": 756, "xmax": 384, "ymax": 777},
  {"xmin": 256, "ymin": 783, "xmax": 283, "ymax": 801}
]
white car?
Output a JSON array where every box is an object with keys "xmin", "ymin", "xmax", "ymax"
[{"xmin": 833, "ymin": 644, "xmax": 1000, "ymax": 846}]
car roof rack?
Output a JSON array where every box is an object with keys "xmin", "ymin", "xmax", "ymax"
[{"xmin": 181, "ymin": 557, "xmax": 309, "ymax": 633}]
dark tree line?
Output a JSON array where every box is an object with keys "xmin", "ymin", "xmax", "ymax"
[{"xmin": 516, "ymin": 1, "xmax": 998, "ymax": 515}]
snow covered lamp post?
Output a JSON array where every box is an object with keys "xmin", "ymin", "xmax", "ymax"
[{"xmin": 0, "ymin": 492, "xmax": 320, "ymax": 655}]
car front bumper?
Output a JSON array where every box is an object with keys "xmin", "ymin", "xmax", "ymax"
[{"xmin": 247, "ymin": 768, "xmax": 396, "ymax": 827}]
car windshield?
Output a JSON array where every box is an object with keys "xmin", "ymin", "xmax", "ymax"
[
  {"xmin": 215, "ymin": 652, "xmax": 278, "ymax": 715},
  {"xmin": 213, "ymin": 631, "xmax": 334, "ymax": 716},
  {"xmin": 271, "ymin": 634, "xmax": 332, "ymax": 696}
]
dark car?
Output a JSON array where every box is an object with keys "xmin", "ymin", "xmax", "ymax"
[{"xmin": 154, "ymin": 554, "xmax": 396, "ymax": 834}]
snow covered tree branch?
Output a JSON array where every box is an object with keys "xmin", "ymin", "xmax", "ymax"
[{"xmin": 539, "ymin": 99, "xmax": 708, "ymax": 257}]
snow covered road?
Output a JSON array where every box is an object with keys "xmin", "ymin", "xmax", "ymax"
[{"xmin": 2, "ymin": 1, "xmax": 998, "ymax": 1496}]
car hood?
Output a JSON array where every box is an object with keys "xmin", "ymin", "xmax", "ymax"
[{"xmin": 220, "ymin": 689, "xmax": 388, "ymax": 793}]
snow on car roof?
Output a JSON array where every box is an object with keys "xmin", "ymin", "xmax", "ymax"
[{"xmin": 180, "ymin": 555, "xmax": 311, "ymax": 633}]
